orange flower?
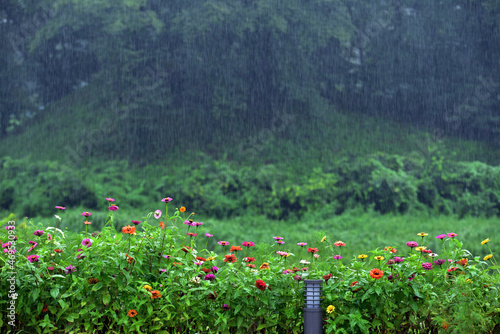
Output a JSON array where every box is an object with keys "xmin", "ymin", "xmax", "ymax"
[
  {"xmin": 182, "ymin": 246, "xmax": 191, "ymax": 253},
  {"xmin": 260, "ymin": 262, "xmax": 270, "ymax": 270},
  {"xmin": 160, "ymin": 221, "xmax": 165, "ymax": 229},
  {"xmin": 122, "ymin": 225, "xmax": 136, "ymax": 235},
  {"xmin": 369, "ymin": 268, "xmax": 384, "ymax": 279},
  {"xmin": 128, "ymin": 309, "xmax": 137, "ymax": 317},
  {"xmin": 459, "ymin": 258, "xmax": 468, "ymax": 267},
  {"xmin": 88, "ymin": 278, "xmax": 99, "ymax": 284},
  {"xmin": 230, "ymin": 246, "xmax": 242, "ymax": 252},
  {"xmin": 180, "ymin": 206, "xmax": 186, "ymax": 212},
  {"xmin": 84, "ymin": 221, "xmax": 92, "ymax": 225},
  {"xmin": 196, "ymin": 256, "xmax": 207, "ymax": 262},
  {"xmin": 173, "ymin": 262, "xmax": 182, "ymax": 266},
  {"xmin": 224, "ymin": 254, "xmax": 237, "ymax": 263},
  {"xmin": 125, "ymin": 254, "xmax": 134, "ymax": 264},
  {"xmin": 442, "ymin": 321, "xmax": 449, "ymax": 330},
  {"xmin": 151, "ymin": 290, "xmax": 161, "ymax": 299}
]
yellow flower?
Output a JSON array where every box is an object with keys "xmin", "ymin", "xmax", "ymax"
[
  {"xmin": 326, "ymin": 305, "xmax": 335, "ymax": 314},
  {"xmin": 484, "ymin": 254, "xmax": 493, "ymax": 261},
  {"xmin": 321, "ymin": 236, "xmax": 326, "ymax": 243},
  {"xmin": 206, "ymin": 257, "xmax": 215, "ymax": 261},
  {"xmin": 466, "ymin": 279, "xmax": 473, "ymax": 283},
  {"xmin": 260, "ymin": 262, "xmax": 270, "ymax": 270},
  {"xmin": 481, "ymin": 238, "xmax": 490, "ymax": 245},
  {"xmin": 415, "ymin": 246, "xmax": 426, "ymax": 252},
  {"xmin": 143, "ymin": 285, "xmax": 152, "ymax": 292},
  {"xmin": 358, "ymin": 254, "xmax": 368, "ymax": 260},
  {"xmin": 374, "ymin": 256, "xmax": 384, "ymax": 261},
  {"xmin": 417, "ymin": 232, "xmax": 428, "ymax": 237}
]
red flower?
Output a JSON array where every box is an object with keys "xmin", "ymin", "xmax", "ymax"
[
  {"xmin": 323, "ymin": 273, "xmax": 333, "ymax": 281},
  {"xmin": 255, "ymin": 279, "xmax": 267, "ymax": 291},
  {"xmin": 307, "ymin": 247, "xmax": 318, "ymax": 254},
  {"xmin": 369, "ymin": 268, "xmax": 384, "ymax": 279},
  {"xmin": 202, "ymin": 268, "xmax": 211, "ymax": 273},
  {"xmin": 224, "ymin": 254, "xmax": 237, "ymax": 263},
  {"xmin": 182, "ymin": 246, "xmax": 191, "ymax": 253},
  {"xmin": 247, "ymin": 264, "xmax": 256, "ymax": 268},
  {"xmin": 244, "ymin": 257, "xmax": 255, "ymax": 262}
]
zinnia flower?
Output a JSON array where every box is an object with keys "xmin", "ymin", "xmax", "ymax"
[
  {"xmin": 109, "ymin": 205, "xmax": 119, "ymax": 211},
  {"xmin": 5, "ymin": 225, "xmax": 14, "ymax": 230},
  {"xmin": 27, "ymin": 254, "xmax": 40, "ymax": 263},
  {"xmin": 80, "ymin": 212, "xmax": 92, "ymax": 217},
  {"xmin": 128, "ymin": 309, "xmax": 137, "ymax": 317},
  {"xmin": 186, "ymin": 232, "xmax": 197, "ymax": 237},
  {"xmin": 224, "ymin": 254, "xmax": 237, "ymax": 263},
  {"xmin": 334, "ymin": 241, "xmax": 346, "ymax": 247},
  {"xmin": 55, "ymin": 206, "xmax": 66, "ymax": 210},
  {"xmin": 54, "ymin": 249, "xmax": 63, "ymax": 253},
  {"xmin": 33, "ymin": 230, "xmax": 44, "ymax": 236},
  {"xmin": 484, "ymin": 254, "xmax": 493, "ymax": 261},
  {"xmin": 65, "ymin": 265, "xmax": 76, "ymax": 274},
  {"xmin": 332, "ymin": 255, "xmax": 343, "ymax": 260},
  {"xmin": 82, "ymin": 238, "xmax": 92, "ymax": 248},
  {"xmin": 436, "ymin": 234, "xmax": 446, "ymax": 239},
  {"xmin": 417, "ymin": 232, "xmax": 428, "ymax": 237},
  {"xmin": 122, "ymin": 225, "xmax": 136, "ymax": 235},
  {"xmin": 205, "ymin": 233, "xmax": 213, "ymax": 238},
  {"xmin": 218, "ymin": 241, "xmax": 230, "ymax": 246},
  {"xmin": 160, "ymin": 221, "xmax": 165, "ymax": 229},
  {"xmin": 242, "ymin": 241, "xmax": 255, "ymax": 247},
  {"xmin": 151, "ymin": 290, "xmax": 161, "ymax": 299},
  {"xmin": 84, "ymin": 221, "xmax": 91, "ymax": 225},
  {"xmin": 260, "ymin": 262, "xmax": 270, "ymax": 270},
  {"xmin": 192, "ymin": 221, "xmax": 203, "ymax": 227},
  {"xmin": 358, "ymin": 254, "xmax": 368, "ymax": 261},
  {"xmin": 222, "ymin": 304, "xmax": 230, "ymax": 310},
  {"xmin": 326, "ymin": 305, "xmax": 335, "ymax": 314},
  {"xmin": 131, "ymin": 220, "xmax": 141, "ymax": 225},
  {"xmin": 422, "ymin": 262, "xmax": 433, "ymax": 270},
  {"xmin": 448, "ymin": 232, "xmax": 458, "ymax": 238},
  {"xmin": 297, "ymin": 242, "xmax": 307, "ymax": 246},
  {"xmin": 394, "ymin": 256, "xmax": 405, "ymax": 263},
  {"xmin": 406, "ymin": 241, "xmax": 418, "ymax": 248},
  {"xmin": 481, "ymin": 238, "xmax": 490, "ymax": 245},
  {"xmin": 321, "ymin": 236, "xmax": 326, "ymax": 243},
  {"xmin": 180, "ymin": 206, "xmax": 186, "ymax": 212},
  {"xmin": 307, "ymin": 247, "xmax": 318, "ymax": 254},
  {"xmin": 374, "ymin": 256, "xmax": 384, "ymax": 261},
  {"xmin": 415, "ymin": 246, "xmax": 426, "ymax": 252},
  {"xmin": 255, "ymin": 279, "xmax": 267, "ymax": 291},
  {"xmin": 154, "ymin": 210, "xmax": 162, "ymax": 219},
  {"xmin": 244, "ymin": 257, "xmax": 255, "ymax": 262},
  {"xmin": 323, "ymin": 273, "xmax": 333, "ymax": 281},
  {"xmin": 230, "ymin": 246, "xmax": 242, "ymax": 252},
  {"xmin": 143, "ymin": 285, "xmax": 152, "ymax": 291},
  {"xmin": 204, "ymin": 274, "xmax": 216, "ymax": 281},
  {"xmin": 273, "ymin": 236, "xmax": 284, "ymax": 240},
  {"xmin": 106, "ymin": 198, "xmax": 115, "ymax": 202},
  {"xmin": 369, "ymin": 268, "xmax": 384, "ymax": 279},
  {"xmin": 384, "ymin": 246, "xmax": 397, "ymax": 253},
  {"xmin": 161, "ymin": 197, "xmax": 173, "ymax": 203},
  {"xmin": 434, "ymin": 259, "xmax": 446, "ymax": 266}
]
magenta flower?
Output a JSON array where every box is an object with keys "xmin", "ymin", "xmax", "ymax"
[
  {"xmin": 33, "ymin": 230, "xmax": 44, "ymax": 236},
  {"xmin": 154, "ymin": 210, "xmax": 162, "ymax": 219},
  {"xmin": 163, "ymin": 255, "xmax": 171, "ymax": 260},
  {"xmin": 55, "ymin": 206, "xmax": 66, "ymax": 210},
  {"xmin": 5, "ymin": 226, "xmax": 14, "ymax": 230},
  {"xmin": 276, "ymin": 240, "xmax": 285, "ymax": 244},
  {"xmin": 332, "ymin": 255, "xmax": 343, "ymax": 260},
  {"xmin": 81, "ymin": 212, "xmax": 92, "ymax": 217},
  {"xmin": 222, "ymin": 304, "xmax": 230, "ymax": 311},
  {"xmin": 106, "ymin": 198, "xmax": 115, "ymax": 202},
  {"xmin": 82, "ymin": 238, "xmax": 92, "ymax": 248},
  {"xmin": 47, "ymin": 233, "xmax": 52, "ymax": 241},
  {"xmin": 76, "ymin": 249, "xmax": 85, "ymax": 259},
  {"xmin": 406, "ymin": 241, "xmax": 418, "ymax": 248},
  {"xmin": 218, "ymin": 241, "xmax": 230, "ymax": 246},
  {"xmin": 192, "ymin": 221, "xmax": 203, "ymax": 227},
  {"xmin": 2, "ymin": 242, "xmax": 11, "ymax": 248},
  {"xmin": 273, "ymin": 236, "xmax": 284, "ymax": 240},
  {"xmin": 160, "ymin": 269, "xmax": 167, "ymax": 273},
  {"xmin": 204, "ymin": 274, "xmax": 216, "ymax": 281},
  {"xmin": 183, "ymin": 220, "xmax": 193, "ymax": 226},
  {"xmin": 48, "ymin": 266, "xmax": 54, "ymax": 271},
  {"xmin": 194, "ymin": 261, "xmax": 204, "ymax": 266},
  {"xmin": 448, "ymin": 232, "xmax": 458, "ymax": 238},
  {"xmin": 434, "ymin": 259, "xmax": 446, "ymax": 266},
  {"xmin": 242, "ymin": 241, "xmax": 255, "ymax": 247},
  {"xmin": 4, "ymin": 249, "xmax": 15, "ymax": 254},
  {"xmin": 161, "ymin": 197, "xmax": 173, "ymax": 203},
  {"xmin": 408, "ymin": 273, "xmax": 415, "ymax": 281},
  {"xmin": 27, "ymin": 254, "xmax": 39, "ymax": 263},
  {"xmin": 205, "ymin": 233, "xmax": 213, "ymax": 238},
  {"xmin": 109, "ymin": 205, "xmax": 119, "ymax": 211},
  {"xmin": 65, "ymin": 265, "xmax": 76, "ymax": 274},
  {"xmin": 131, "ymin": 220, "xmax": 141, "ymax": 225},
  {"xmin": 422, "ymin": 262, "xmax": 433, "ymax": 270},
  {"xmin": 29, "ymin": 241, "xmax": 37, "ymax": 245},
  {"xmin": 394, "ymin": 257, "xmax": 405, "ymax": 263},
  {"xmin": 436, "ymin": 234, "xmax": 446, "ymax": 239},
  {"xmin": 211, "ymin": 266, "xmax": 219, "ymax": 273},
  {"xmin": 297, "ymin": 242, "xmax": 307, "ymax": 246}
]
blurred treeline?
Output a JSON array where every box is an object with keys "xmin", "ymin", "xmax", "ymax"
[{"xmin": 1, "ymin": 0, "xmax": 500, "ymax": 159}]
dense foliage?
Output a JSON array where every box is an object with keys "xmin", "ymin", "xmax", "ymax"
[
  {"xmin": 1, "ymin": 0, "xmax": 500, "ymax": 155},
  {"xmin": 1, "ymin": 198, "xmax": 499, "ymax": 333}
]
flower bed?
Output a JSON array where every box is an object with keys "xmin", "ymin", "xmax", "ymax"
[{"xmin": 1, "ymin": 197, "xmax": 500, "ymax": 333}]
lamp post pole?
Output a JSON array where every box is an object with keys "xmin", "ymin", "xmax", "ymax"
[{"xmin": 304, "ymin": 279, "xmax": 323, "ymax": 334}]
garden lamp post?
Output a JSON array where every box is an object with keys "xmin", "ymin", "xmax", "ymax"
[{"xmin": 304, "ymin": 279, "xmax": 323, "ymax": 334}]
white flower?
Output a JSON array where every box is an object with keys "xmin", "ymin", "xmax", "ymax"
[
  {"xmin": 300, "ymin": 260, "xmax": 310, "ymax": 264},
  {"xmin": 190, "ymin": 276, "xmax": 201, "ymax": 284}
]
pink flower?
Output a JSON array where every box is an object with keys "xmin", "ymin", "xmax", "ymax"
[
  {"xmin": 81, "ymin": 212, "xmax": 92, "ymax": 217},
  {"xmin": 131, "ymin": 220, "xmax": 141, "ymax": 225},
  {"xmin": 55, "ymin": 206, "xmax": 66, "ymax": 210},
  {"xmin": 33, "ymin": 230, "xmax": 44, "ymax": 236},
  {"xmin": 448, "ymin": 232, "xmax": 458, "ymax": 238},
  {"xmin": 406, "ymin": 241, "xmax": 418, "ymax": 248},
  {"xmin": 205, "ymin": 233, "xmax": 213, "ymax": 238},
  {"xmin": 273, "ymin": 236, "xmax": 284, "ymax": 240},
  {"xmin": 436, "ymin": 234, "xmax": 446, "ymax": 239},
  {"xmin": 297, "ymin": 242, "xmax": 307, "ymax": 246},
  {"xmin": 242, "ymin": 241, "xmax": 255, "ymax": 247},
  {"xmin": 276, "ymin": 240, "xmax": 285, "ymax": 244},
  {"xmin": 161, "ymin": 197, "xmax": 173, "ymax": 203},
  {"xmin": 5, "ymin": 226, "xmax": 15, "ymax": 230},
  {"xmin": 422, "ymin": 262, "xmax": 433, "ymax": 270},
  {"xmin": 47, "ymin": 233, "xmax": 52, "ymax": 241},
  {"xmin": 27, "ymin": 254, "xmax": 39, "ymax": 263},
  {"xmin": 48, "ymin": 266, "xmax": 54, "ymax": 271},
  {"xmin": 154, "ymin": 210, "xmax": 162, "ymax": 219},
  {"xmin": 334, "ymin": 241, "xmax": 346, "ymax": 247},
  {"xmin": 109, "ymin": 205, "xmax": 119, "ymax": 211},
  {"xmin": 218, "ymin": 241, "xmax": 230, "ymax": 246},
  {"xmin": 192, "ymin": 222, "xmax": 203, "ymax": 227},
  {"xmin": 106, "ymin": 198, "xmax": 115, "ymax": 202},
  {"xmin": 82, "ymin": 238, "xmax": 92, "ymax": 248}
]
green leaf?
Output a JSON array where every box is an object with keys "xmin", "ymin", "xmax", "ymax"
[
  {"xmin": 50, "ymin": 288, "xmax": 59, "ymax": 299},
  {"xmin": 32, "ymin": 288, "xmax": 40, "ymax": 301},
  {"xmin": 234, "ymin": 304, "xmax": 242, "ymax": 315},
  {"xmin": 103, "ymin": 294, "xmax": 110, "ymax": 305}
]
